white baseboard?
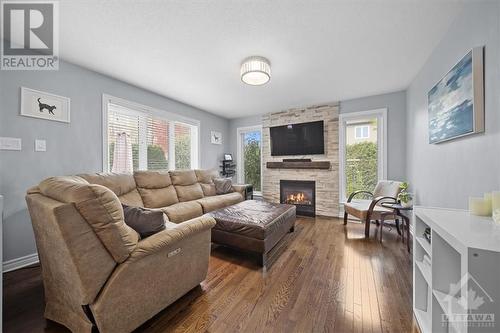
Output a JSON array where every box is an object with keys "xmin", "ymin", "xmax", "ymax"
[{"xmin": 3, "ymin": 253, "xmax": 39, "ymax": 273}]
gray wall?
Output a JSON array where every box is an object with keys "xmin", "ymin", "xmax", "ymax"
[
  {"xmin": 0, "ymin": 60, "xmax": 230, "ymax": 262},
  {"xmin": 340, "ymin": 91, "xmax": 407, "ymax": 182},
  {"xmin": 406, "ymin": 1, "xmax": 500, "ymax": 208}
]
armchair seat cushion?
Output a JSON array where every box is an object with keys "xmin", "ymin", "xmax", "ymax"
[{"xmin": 344, "ymin": 199, "xmax": 395, "ymax": 220}]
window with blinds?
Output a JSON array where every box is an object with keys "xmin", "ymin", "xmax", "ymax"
[{"xmin": 106, "ymin": 100, "xmax": 198, "ymax": 173}]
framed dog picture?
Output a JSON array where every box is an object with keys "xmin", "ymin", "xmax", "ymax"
[
  {"xmin": 211, "ymin": 131, "xmax": 222, "ymax": 144},
  {"xmin": 20, "ymin": 87, "xmax": 71, "ymax": 123}
]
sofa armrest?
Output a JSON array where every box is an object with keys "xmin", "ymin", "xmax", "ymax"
[
  {"xmin": 128, "ymin": 215, "xmax": 216, "ymax": 262},
  {"xmin": 231, "ymin": 184, "xmax": 247, "ymax": 197}
]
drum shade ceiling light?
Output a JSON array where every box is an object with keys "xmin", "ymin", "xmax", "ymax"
[{"xmin": 240, "ymin": 56, "xmax": 271, "ymax": 85}]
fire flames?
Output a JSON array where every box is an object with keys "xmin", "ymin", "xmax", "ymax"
[{"xmin": 285, "ymin": 192, "xmax": 311, "ymax": 205}]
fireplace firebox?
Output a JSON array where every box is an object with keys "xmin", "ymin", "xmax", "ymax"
[{"xmin": 280, "ymin": 180, "xmax": 315, "ymax": 216}]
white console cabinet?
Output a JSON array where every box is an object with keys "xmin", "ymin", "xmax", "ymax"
[{"xmin": 413, "ymin": 207, "xmax": 500, "ymax": 333}]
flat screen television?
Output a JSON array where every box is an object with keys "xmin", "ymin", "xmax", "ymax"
[{"xmin": 270, "ymin": 120, "xmax": 324, "ymax": 156}]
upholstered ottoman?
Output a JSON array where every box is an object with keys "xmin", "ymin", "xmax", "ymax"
[{"xmin": 208, "ymin": 200, "xmax": 296, "ymax": 266}]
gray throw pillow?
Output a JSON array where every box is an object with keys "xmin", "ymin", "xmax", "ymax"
[
  {"xmin": 214, "ymin": 178, "xmax": 233, "ymax": 194},
  {"xmin": 122, "ymin": 204, "xmax": 166, "ymax": 238}
]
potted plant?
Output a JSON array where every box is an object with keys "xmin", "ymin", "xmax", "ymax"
[{"xmin": 398, "ymin": 182, "xmax": 413, "ymax": 208}]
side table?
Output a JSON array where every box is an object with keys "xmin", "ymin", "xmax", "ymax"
[
  {"xmin": 241, "ymin": 184, "xmax": 253, "ymax": 200},
  {"xmin": 380, "ymin": 202, "xmax": 413, "ymax": 253}
]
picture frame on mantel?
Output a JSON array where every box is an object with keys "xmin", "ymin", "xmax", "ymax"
[
  {"xmin": 20, "ymin": 87, "xmax": 71, "ymax": 123},
  {"xmin": 427, "ymin": 47, "xmax": 484, "ymax": 144}
]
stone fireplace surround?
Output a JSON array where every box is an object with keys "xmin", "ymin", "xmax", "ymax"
[{"xmin": 262, "ymin": 104, "xmax": 339, "ymax": 217}]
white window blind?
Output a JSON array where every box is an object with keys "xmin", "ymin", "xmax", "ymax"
[{"xmin": 106, "ymin": 100, "xmax": 198, "ymax": 173}]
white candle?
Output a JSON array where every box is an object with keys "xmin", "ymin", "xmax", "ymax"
[
  {"xmin": 492, "ymin": 191, "xmax": 500, "ymax": 211},
  {"xmin": 493, "ymin": 209, "xmax": 500, "ymax": 224},
  {"xmin": 483, "ymin": 192, "xmax": 492, "ymax": 216},
  {"xmin": 469, "ymin": 197, "xmax": 491, "ymax": 216}
]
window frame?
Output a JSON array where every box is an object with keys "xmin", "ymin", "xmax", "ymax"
[
  {"xmin": 236, "ymin": 125, "xmax": 262, "ymax": 195},
  {"xmin": 102, "ymin": 94, "xmax": 200, "ymax": 172},
  {"xmin": 354, "ymin": 125, "xmax": 370, "ymax": 139},
  {"xmin": 338, "ymin": 108, "xmax": 387, "ymax": 208}
]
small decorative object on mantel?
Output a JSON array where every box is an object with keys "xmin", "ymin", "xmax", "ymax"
[
  {"xmin": 397, "ymin": 182, "xmax": 413, "ymax": 208},
  {"xmin": 428, "ymin": 47, "xmax": 484, "ymax": 144},
  {"xmin": 21, "ymin": 87, "xmax": 70, "ymax": 123},
  {"xmin": 211, "ymin": 131, "xmax": 222, "ymax": 144}
]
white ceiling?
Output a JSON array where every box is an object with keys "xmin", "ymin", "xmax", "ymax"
[{"xmin": 58, "ymin": 0, "xmax": 464, "ymax": 119}]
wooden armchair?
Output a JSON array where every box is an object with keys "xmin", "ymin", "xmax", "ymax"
[{"xmin": 343, "ymin": 180, "xmax": 403, "ymax": 237}]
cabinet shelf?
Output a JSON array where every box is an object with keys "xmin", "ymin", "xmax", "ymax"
[
  {"xmin": 415, "ymin": 260, "xmax": 431, "ymax": 285},
  {"xmin": 415, "ymin": 236, "xmax": 431, "ymax": 256},
  {"xmin": 414, "ymin": 309, "xmax": 431, "ymax": 333},
  {"xmin": 413, "ymin": 207, "xmax": 500, "ymax": 333}
]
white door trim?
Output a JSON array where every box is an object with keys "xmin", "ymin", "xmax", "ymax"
[
  {"xmin": 236, "ymin": 125, "xmax": 262, "ymax": 194},
  {"xmin": 338, "ymin": 108, "xmax": 388, "ymax": 206}
]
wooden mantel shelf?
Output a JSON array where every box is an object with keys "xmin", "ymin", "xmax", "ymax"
[{"xmin": 266, "ymin": 161, "xmax": 331, "ymax": 170}]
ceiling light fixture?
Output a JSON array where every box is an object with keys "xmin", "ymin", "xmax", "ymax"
[{"xmin": 240, "ymin": 56, "xmax": 271, "ymax": 86}]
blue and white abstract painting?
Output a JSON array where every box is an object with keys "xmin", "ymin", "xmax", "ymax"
[{"xmin": 428, "ymin": 50, "xmax": 473, "ymax": 144}]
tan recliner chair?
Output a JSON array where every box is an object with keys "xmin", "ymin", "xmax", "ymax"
[
  {"xmin": 26, "ymin": 175, "xmax": 216, "ymax": 333},
  {"xmin": 343, "ymin": 180, "xmax": 402, "ymax": 237}
]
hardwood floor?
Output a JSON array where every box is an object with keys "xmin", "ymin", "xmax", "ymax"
[{"xmin": 4, "ymin": 217, "xmax": 419, "ymax": 332}]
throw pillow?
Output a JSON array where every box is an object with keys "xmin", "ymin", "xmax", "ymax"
[
  {"xmin": 122, "ymin": 204, "xmax": 166, "ymax": 238},
  {"xmin": 214, "ymin": 178, "xmax": 233, "ymax": 194}
]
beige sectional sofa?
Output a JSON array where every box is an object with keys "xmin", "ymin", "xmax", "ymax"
[{"xmin": 25, "ymin": 169, "xmax": 245, "ymax": 333}]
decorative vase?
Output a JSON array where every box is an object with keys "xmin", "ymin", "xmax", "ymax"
[{"xmin": 401, "ymin": 199, "xmax": 413, "ymax": 208}]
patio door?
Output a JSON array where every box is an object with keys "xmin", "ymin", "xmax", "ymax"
[
  {"xmin": 237, "ymin": 125, "xmax": 262, "ymax": 195},
  {"xmin": 339, "ymin": 109, "xmax": 387, "ymax": 205}
]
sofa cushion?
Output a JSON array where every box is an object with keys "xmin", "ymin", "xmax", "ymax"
[
  {"xmin": 79, "ymin": 173, "xmax": 144, "ymax": 207},
  {"xmin": 137, "ymin": 186, "xmax": 179, "ymax": 208},
  {"xmin": 344, "ymin": 199, "xmax": 394, "ymax": 221},
  {"xmin": 39, "ymin": 176, "xmax": 91, "ymax": 202},
  {"xmin": 214, "ymin": 178, "xmax": 233, "ymax": 194},
  {"xmin": 39, "ymin": 176, "xmax": 139, "ymax": 263},
  {"xmin": 195, "ymin": 169, "xmax": 218, "ymax": 196},
  {"xmin": 195, "ymin": 169, "xmax": 218, "ymax": 184},
  {"xmin": 122, "ymin": 204, "xmax": 166, "ymax": 238},
  {"xmin": 134, "ymin": 170, "xmax": 172, "ymax": 188},
  {"xmin": 196, "ymin": 192, "xmax": 243, "ymax": 213},
  {"xmin": 169, "ymin": 170, "xmax": 198, "ymax": 185},
  {"xmin": 160, "ymin": 201, "xmax": 203, "ymax": 223},
  {"xmin": 373, "ymin": 180, "xmax": 403, "ymax": 199},
  {"xmin": 200, "ymin": 183, "xmax": 216, "ymax": 196},
  {"xmin": 134, "ymin": 170, "xmax": 179, "ymax": 208},
  {"xmin": 175, "ymin": 183, "xmax": 204, "ymax": 202}
]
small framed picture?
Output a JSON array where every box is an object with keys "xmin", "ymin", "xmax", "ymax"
[
  {"xmin": 224, "ymin": 154, "xmax": 233, "ymax": 161},
  {"xmin": 21, "ymin": 87, "xmax": 70, "ymax": 123},
  {"xmin": 211, "ymin": 131, "xmax": 222, "ymax": 144}
]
